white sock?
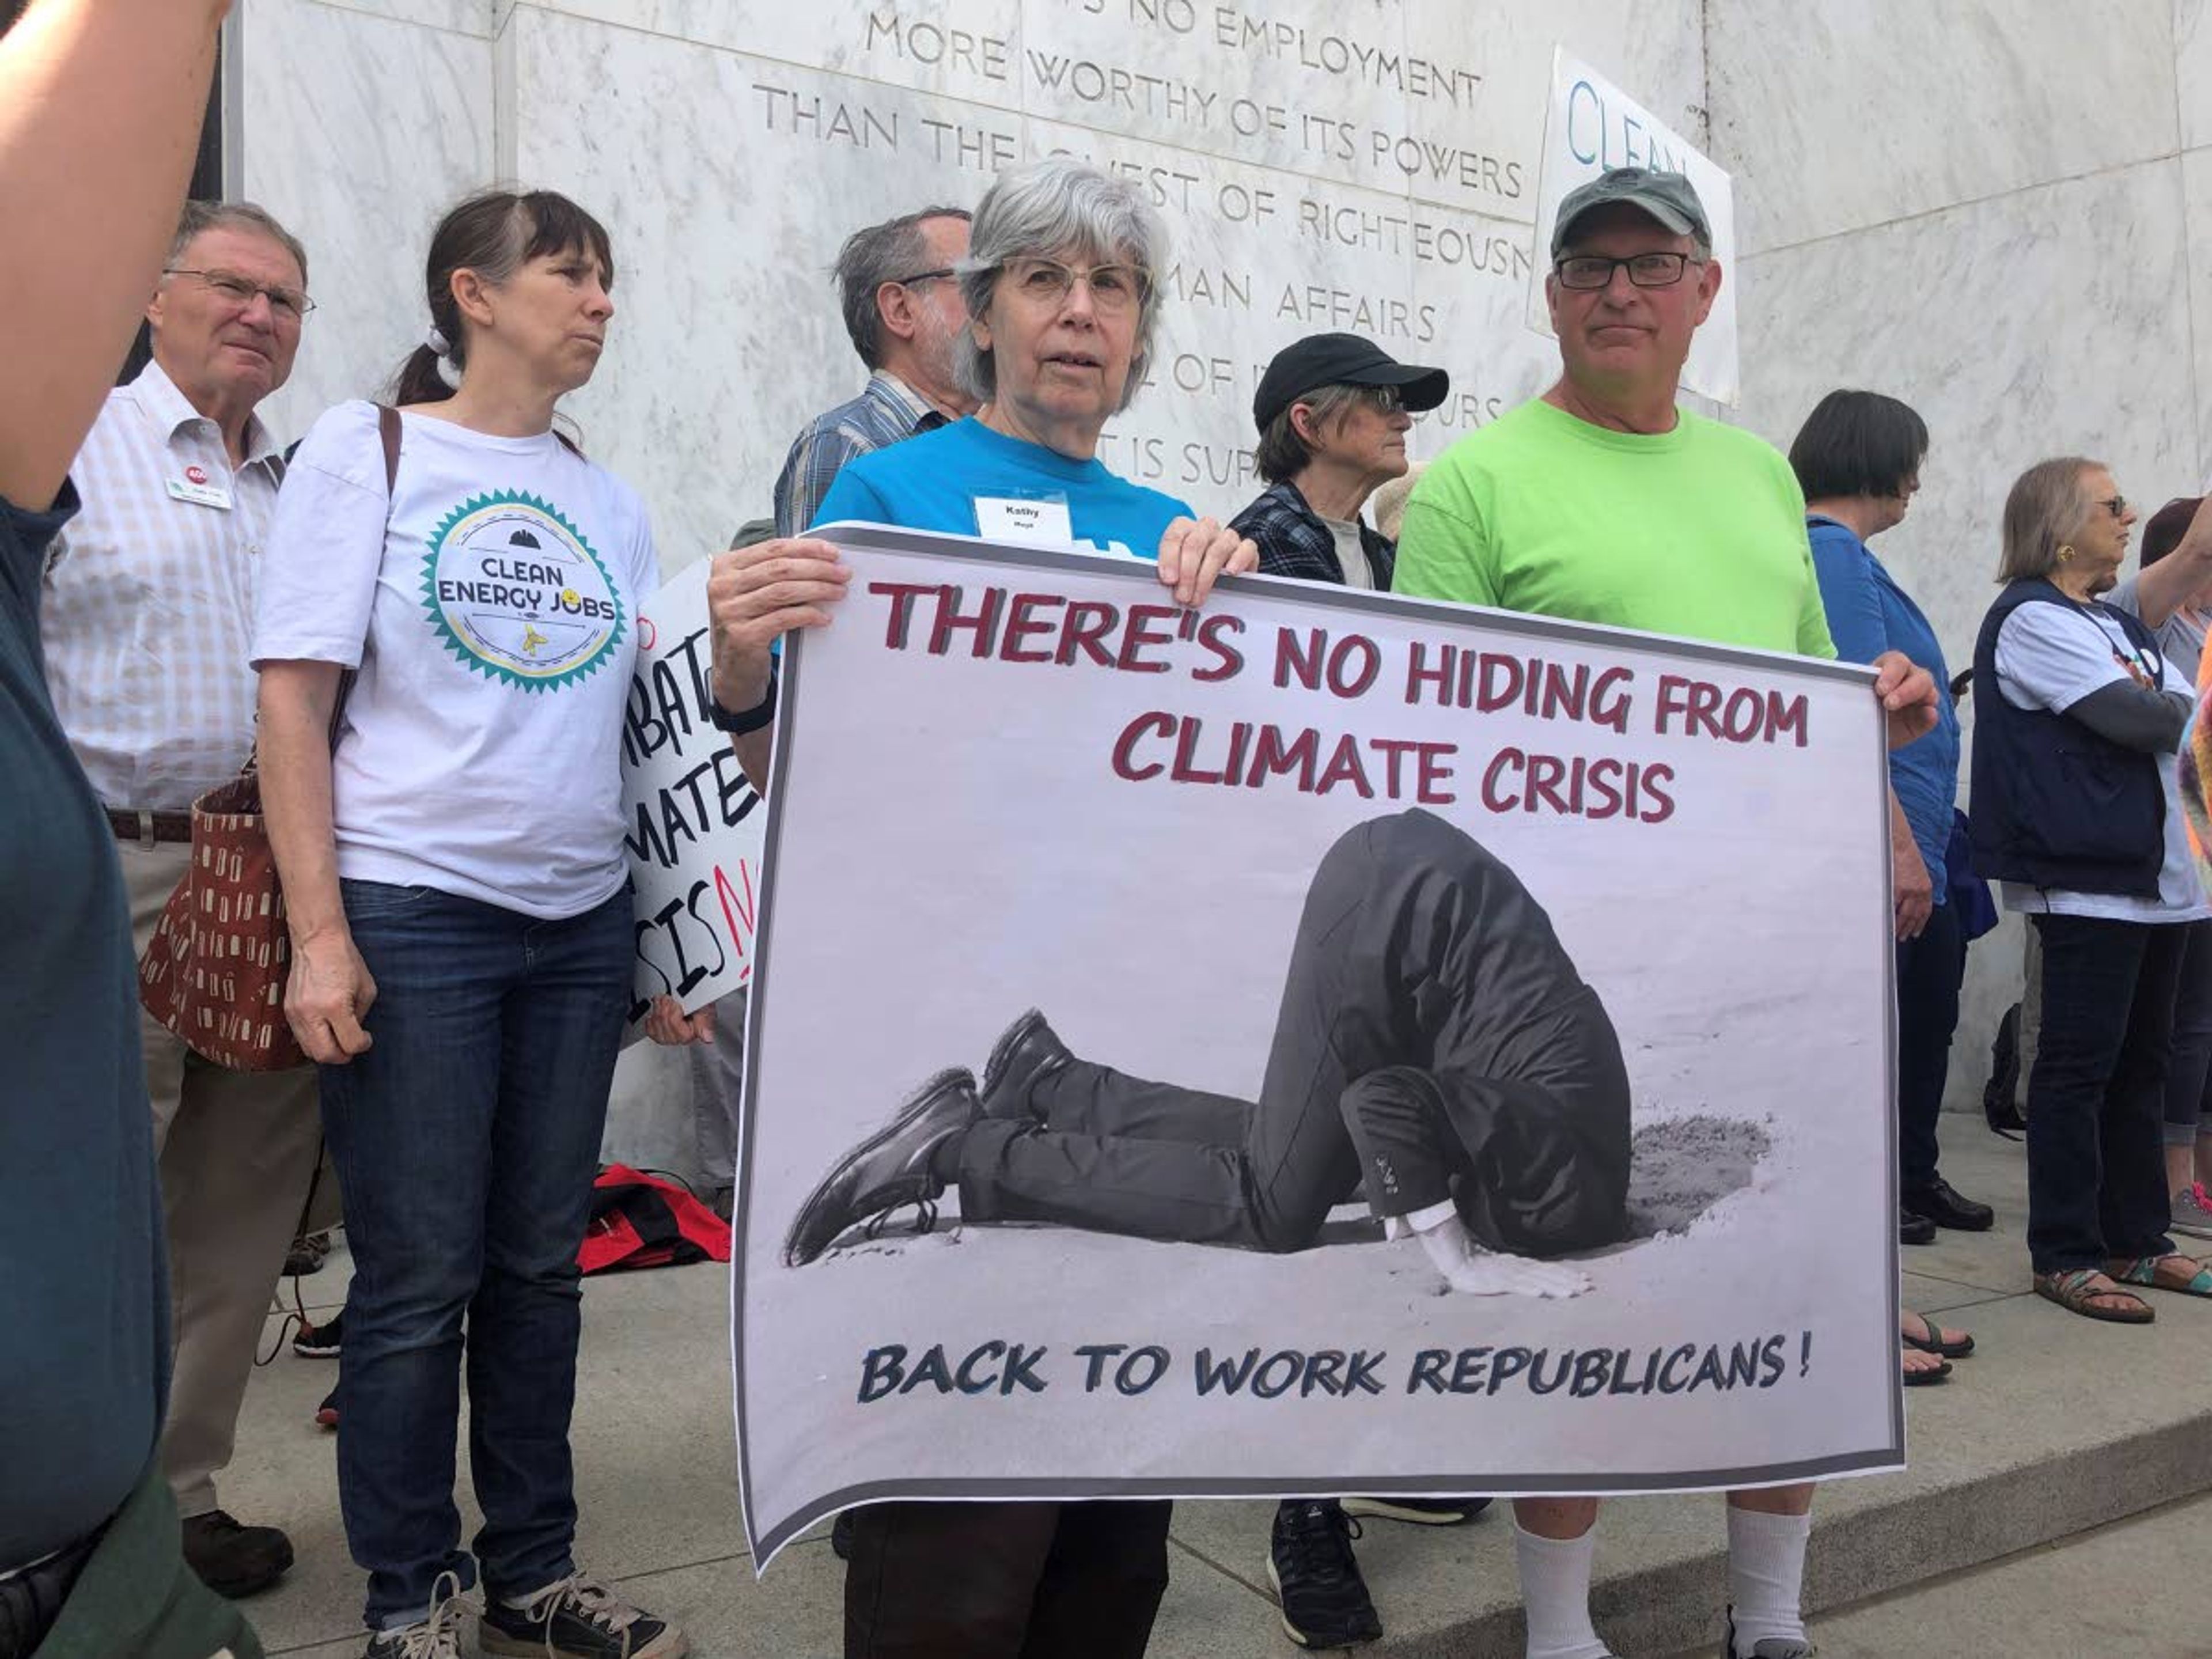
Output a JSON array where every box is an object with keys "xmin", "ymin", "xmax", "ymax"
[
  {"xmin": 1726, "ymin": 1505, "xmax": 1812, "ymax": 1656},
  {"xmin": 1514, "ymin": 1524, "xmax": 1611, "ymax": 1659}
]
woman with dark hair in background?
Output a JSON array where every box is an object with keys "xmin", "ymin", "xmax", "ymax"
[
  {"xmin": 1791, "ymin": 388, "xmax": 1984, "ymax": 1383},
  {"xmin": 254, "ymin": 189, "xmax": 702, "ymax": 1659},
  {"xmin": 1969, "ymin": 457, "xmax": 2211, "ymax": 1324}
]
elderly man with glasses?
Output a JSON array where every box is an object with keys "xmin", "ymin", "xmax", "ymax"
[
  {"xmin": 771, "ymin": 204, "xmax": 980, "ymax": 540},
  {"xmin": 39, "ymin": 196, "xmax": 320, "ymax": 1603},
  {"xmin": 1393, "ymin": 167, "xmax": 1938, "ymax": 1659}
]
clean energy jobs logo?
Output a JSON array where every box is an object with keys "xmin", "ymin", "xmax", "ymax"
[{"xmin": 419, "ymin": 491, "xmax": 626, "ymax": 690}]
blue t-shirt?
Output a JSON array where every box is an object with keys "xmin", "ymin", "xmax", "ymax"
[
  {"xmin": 0, "ymin": 484, "xmax": 164, "ymax": 1566},
  {"xmin": 1808, "ymin": 516, "xmax": 1961, "ymax": 897},
  {"xmin": 812, "ymin": 416, "xmax": 1194, "ymax": 555}
]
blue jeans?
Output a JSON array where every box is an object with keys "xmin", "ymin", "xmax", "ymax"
[{"xmin": 320, "ymin": 879, "xmax": 631, "ymax": 1630}]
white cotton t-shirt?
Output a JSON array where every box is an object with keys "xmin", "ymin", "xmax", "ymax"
[
  {"xmin": 252, "ymin": 401, "xmax": 658, "ymax": 919},
  {"xmin": 1320, "ymin": 515, "xmax": 1376, "ymax": 590},
  {"xmin": 1993, "ymin": 599, "xmax": 2209, "ymax": 923}
]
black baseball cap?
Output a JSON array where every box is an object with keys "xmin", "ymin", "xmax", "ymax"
[
  {"xmin": 1550, "ymin": 166, "xmax": 1710, "ymax": 260},
  {"xmin": 1253, "ymin": 334, "xmax": 1450, "ymax": 431}
]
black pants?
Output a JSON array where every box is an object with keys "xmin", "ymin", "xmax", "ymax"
[
  {"xmin": 2026, "ymin": 913, "xmax": 2184, "ymax": 1274},
  {"xmin": 956, "ymin": 809, "xmax": 1632, "ymax": 1255},
  {"xmin": 844, "ymin": 1499, "xmax": 1171, "ymax": 1659},
  {"xmin": 2162, "ymin": 919, "xmax": 2212, "ymax": 1146},
  {"xmin": 1895, "ymin": 897, "xmax": 1965, "ymax": 1190}
]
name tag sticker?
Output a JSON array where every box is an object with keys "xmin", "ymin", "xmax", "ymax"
[
  {"xmin": 974, "ymin": 495, "xmax": 1074, "ymax": 548},
  {"xmin": 166, "ymin": 474, "xmax": 234, "ymax": 510}
]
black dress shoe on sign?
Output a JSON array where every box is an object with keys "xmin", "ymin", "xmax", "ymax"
[
  {"xmin": 1905, "ymin": 1177, "xmax": 1995, "ymax": 1232},
  {"xmin": 180, "ymin": 1509, "xmax": 294, "ymax": 1598},
  {"xmin": 979, "ymin": 1008, "xmax": 1070, "ymax": 1121},
  {"xmin": 1899, "ymin": 1206, "xmax": 1937, "ymax": 1247},
  {"xmin": 783, "ymin": 1069, "xmax": 979, "ymax": 1266}
]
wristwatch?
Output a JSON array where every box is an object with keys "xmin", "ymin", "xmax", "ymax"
[{"xmin": 709, "ymin": 666, "xmax": 778, "ymax": 734}]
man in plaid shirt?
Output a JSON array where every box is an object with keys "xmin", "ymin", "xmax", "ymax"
[
  {"xmin": 1229, "ymin": 332, "xmax": 1447, "ymax": 592},
  {"xmin": 773, "ymin": 204, "xmax": 980, "ymax": 538}
]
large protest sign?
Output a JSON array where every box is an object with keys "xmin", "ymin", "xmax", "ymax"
[
  {"xmin": 619, "ymin": 558, "xmax": 766, "ymax": 1021},
  {"xmin": 1527, "ymin": 49, "xmax": 1741, "ymax": 405},
  {"xmin": 734, "ymin": 528, "xmax": 1899, "ymax": 1562}
]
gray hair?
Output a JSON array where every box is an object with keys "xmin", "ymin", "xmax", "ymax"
[
  {"xmin": 1253, "ymin": 383, "xmax": 1368, "ymax": 484},
  {"xmin": 832, "ymin": 205, "xmax": 972, "ymax": 370},
  {"xmin": 168, "ymin": 199, "xmax": 309, "ymax": 287},
  {"xmin": 953, "ymin": 158, "xmax": 1169, "ymax": 412},
  {"xmin": 1999, "ymin": 456, "xmax": 2100, "ymax": 584}
]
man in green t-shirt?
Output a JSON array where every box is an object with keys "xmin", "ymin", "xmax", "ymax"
[{"xmin": 1395, "ymin": 168, "xmax": 1938, "ymax": 1659}]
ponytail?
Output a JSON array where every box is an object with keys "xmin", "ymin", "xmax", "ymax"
[{"xmin": 388, "ymin": 342, "xmax": 454, "ymax": 407}]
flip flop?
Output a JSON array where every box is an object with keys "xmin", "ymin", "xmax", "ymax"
[
  {"xmin": 1901, "ymin": 1348, "xmax": 1950, "ymax": 1387},
  {"xmin": 1900, "ymin": 1310, "xmax": 1974, "ymax": 1358},
  {"xmin": 2106, "ymin": 1253, "xmax": 2212, "ymax": 1297}
]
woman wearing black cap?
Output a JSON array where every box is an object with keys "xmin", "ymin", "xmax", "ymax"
[{"xmin": 1231, "ymin": 331, "xmax": 1449, "ymax": 590}]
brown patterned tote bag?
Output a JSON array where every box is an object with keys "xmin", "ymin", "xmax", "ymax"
[{"xmin": 137, "ymin": 406, "xmax": 400, "ymax": 1070}]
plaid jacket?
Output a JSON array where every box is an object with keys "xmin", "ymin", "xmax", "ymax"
[
  {"xmin": 772, "ymin": 371, "xmax": 948, "ymax": 537},
  {"xmin": 1229, "ymin": 479, "xmax": 1396, "ymax": 590}
]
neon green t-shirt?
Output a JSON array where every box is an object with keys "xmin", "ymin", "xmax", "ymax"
[{"xmin": 1394, "ymin": 398, "xmax": 1837, "ymax": 661}]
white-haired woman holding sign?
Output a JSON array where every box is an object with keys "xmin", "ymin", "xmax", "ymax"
[{"xmin": 705, "ymin": 156, "xmax": 1254, "ymax": 1659}]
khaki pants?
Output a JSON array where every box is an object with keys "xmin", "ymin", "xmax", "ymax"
[{"xmin": 119, "ymin": 839, "xmax": 322, "ymax": 1520}]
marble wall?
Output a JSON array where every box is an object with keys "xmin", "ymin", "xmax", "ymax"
[
  {"xmin": 228, "ymin": 0, "xmax": 2212, "ymax": 1147},
  {"xmin": 1713, "ymin": 0, "xmax": 2211, "ymax": 1111}
]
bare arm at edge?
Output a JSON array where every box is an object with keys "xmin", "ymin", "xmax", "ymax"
[{"xmin": 0, "ymin": 0, "xmax": 231, "ymax": 508}]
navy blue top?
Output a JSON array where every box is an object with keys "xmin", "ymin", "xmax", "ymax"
[
  {"xmin": 1807, "ymin": 515, "xmax": 1960, "ymax": 896},
  {"xmin": 0, "ymin": 484, "xmax": 165, "ymax": 1566}
]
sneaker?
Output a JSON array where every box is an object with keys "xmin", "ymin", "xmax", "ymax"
[
  {"xmin": 315, "ymin": 1384, "xmax": 339, "ymax": 1430},
  {"xmin": 180, "ymin": 1509, "xmax": 293, "ymax": 1597},
  {"xmin": 479, "ymin": 1573, "xmax": 687, "ymax": 1658},
  {"xmin": 1266, "ymin": 1500, "xmax": 1382, "ymax": 1647},
  {"xmin": 2173, "ymin": 1184, "xmax": 2212, "ymax": 1240},
  {"xmin": 294, "ymin": 1309, "xmax": 343, "ymax": 1358},
  {"xmin": 1340, "ymin": 1494, "xmax": 1491, "ymax": 1526},
  {"xmin": 365, "ymin": 1573, "xmax": 475, "ymax": 1658},
  {"xmin": 285, "ymin": 1232, "xmax": 332, "ymax": 1277}
]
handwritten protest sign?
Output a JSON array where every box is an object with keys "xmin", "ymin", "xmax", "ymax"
[
  {"xmin": 619, "ymin": 558, "xmax": 765, "ymax": 1021},
  {"xmin": 1527, "ymin": 48, "xmax": 1741, "ymax": 404},
  {"xmin": 734, "ymin": 528, "xmax": 1899, "ymax": 1562}
]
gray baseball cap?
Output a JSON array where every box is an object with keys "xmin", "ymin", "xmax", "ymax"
[{"xmin": 1550, "ymin": 167, "xmax": 1710, "ymax": 260}]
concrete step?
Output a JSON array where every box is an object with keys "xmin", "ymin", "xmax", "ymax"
[{"xmin": 230, "ymin": 1133, "xmax": 2212, "ymax": 1657}]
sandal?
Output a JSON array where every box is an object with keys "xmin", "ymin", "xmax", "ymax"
[
  {"xmin": 2105, "ymin": 1253, "xmax": 2212, "ymax": 1298},
  {"xmin": 1900, "ymin": 1310, "xmax": 1974, "ymax": 1358},
  {"xmin": 2034, "ymin": 1268, "xmax": 2154, "ymax": 1323},
  {"xmin": 1901, "ymin": 1345, "xmax": 1950, "ymax": 1387}
]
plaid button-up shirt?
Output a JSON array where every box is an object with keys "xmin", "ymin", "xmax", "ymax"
[
  {"xmin": 773, "ymin": 370, "xmax": 949, "ymax": 537},
  {"xmin": 41, "ymin": 361, "xmax": 285, "ymax": 810},
  {"xmin": 1229, "ymin": 479, "xmax": 1397, "ymax": 591}
]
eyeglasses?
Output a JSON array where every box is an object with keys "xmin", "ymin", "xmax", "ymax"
[
  {"xmin": 2095, "ymin": 495, "xmax": 2130, "ymax": 518},
  {"xmin": 164, "ymin": 267, "xmax": 315, "ymax": 321},
  {"xmin": 1000, "ymin": 256, "xmax": 1152, "ymax": 315},
  {"xmin": 1316, "ymin": 385, "xmax": 1404, "ymax": 415},
  {"xmin": 1552, "ymin": 252, "xmax": 1703, "ymax": 291},
  {"xmin": 892, "ymin": 268, "xmax": 956, "ymax": 289}
]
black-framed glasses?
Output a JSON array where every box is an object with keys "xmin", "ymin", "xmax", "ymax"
[
  {"xmin": 1552, "ymin": 251, "xmax": 1702, "ymax": 291},
  {"xmin": 164, "ymin": 267, "xmax": 315, "ymax": 321},
  {"xmin": 892, "ymin": 268, "xmax": 956, "ymax": 288},
  {"xmin": 1001, "ymin": 256, "xmax": 1152, "ymax": 315},
  {"xmin": 1350, "ymin": 385, "xmax": 1405, "ymax": 415},
  {"xmin": 2095, "ymin": 495, "xmax": 2130, "ymax": 518}
]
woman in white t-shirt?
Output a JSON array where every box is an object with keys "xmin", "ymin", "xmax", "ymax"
[{"xmin": 253, "ymin": 190, "xmax": 696, "ymax": 1659}]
